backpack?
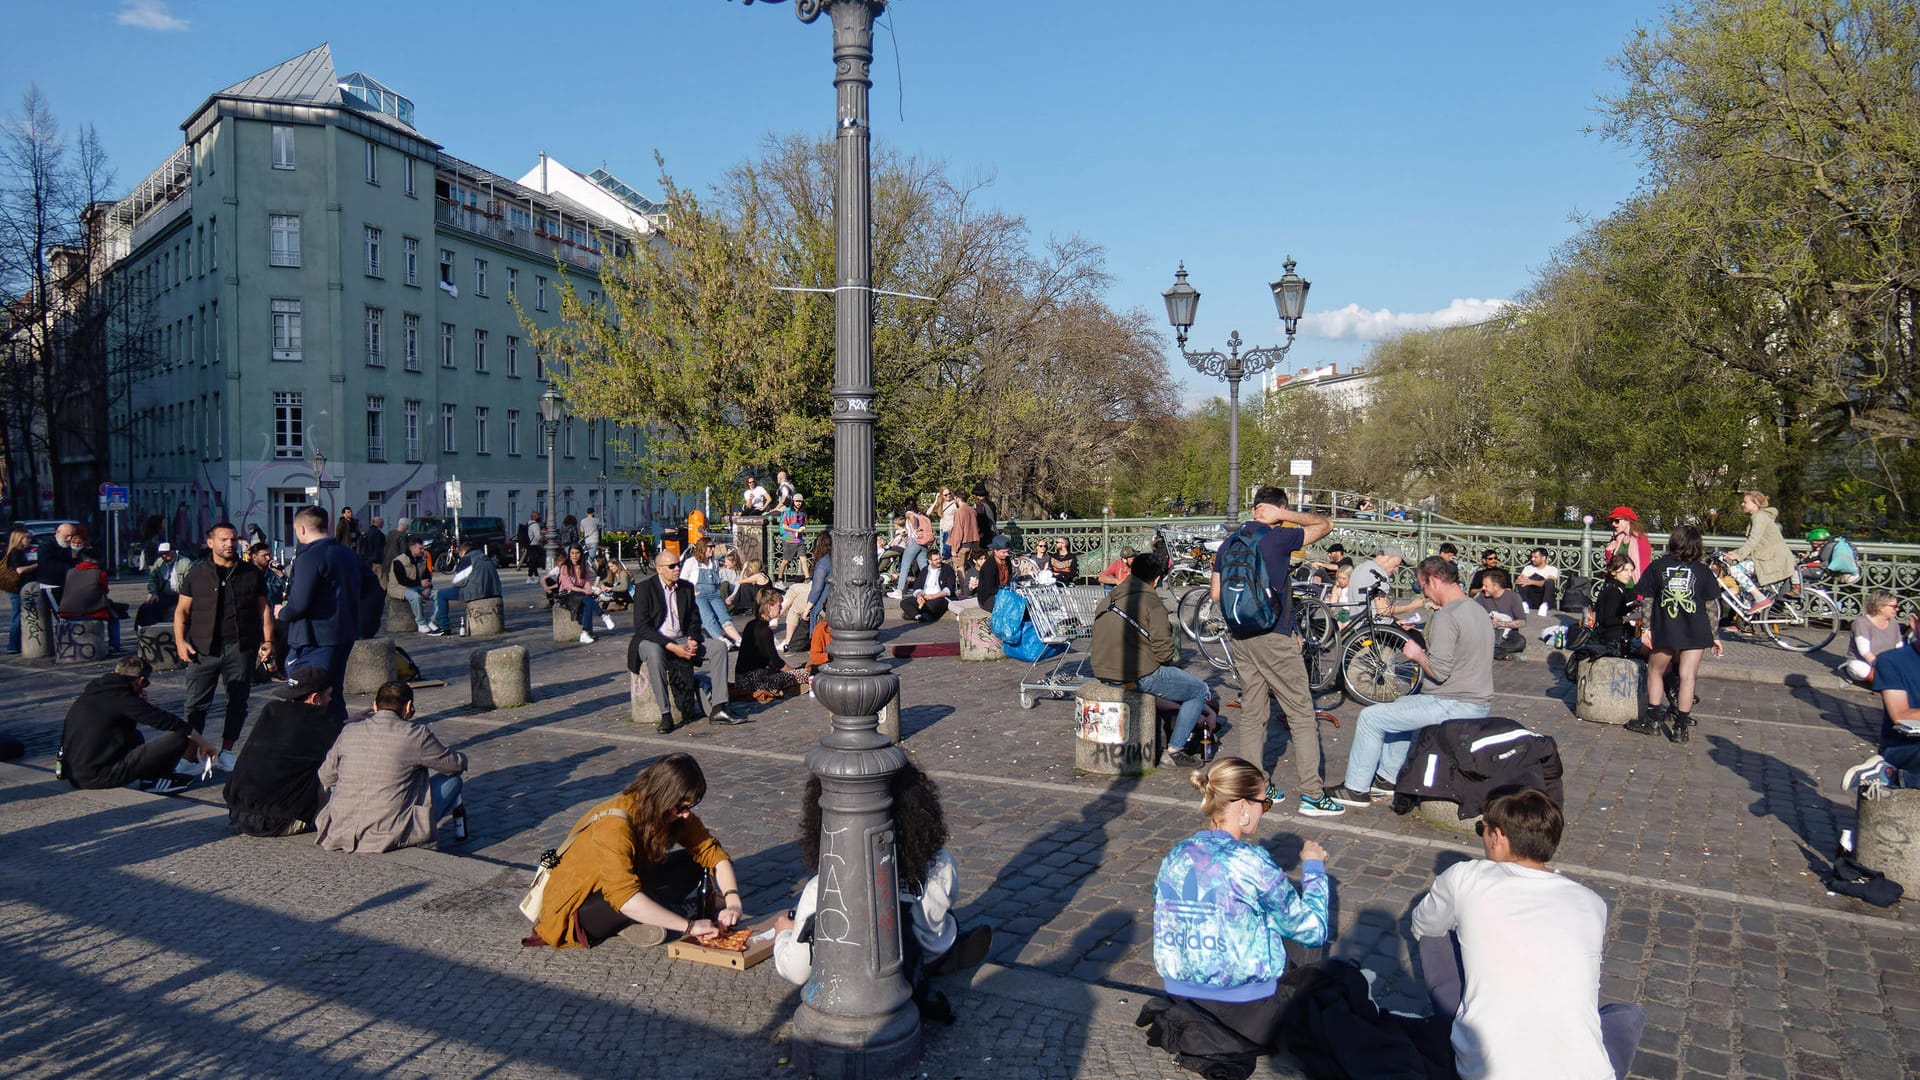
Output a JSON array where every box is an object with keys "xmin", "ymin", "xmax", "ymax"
[
  {"xmin": 1216, "ymin": 524, "xmax": 1277, "ymax": 638},
  {"xmin": 1558, "ymin": 574, "xmax": 1597, "ymax": 616},
  {"xmin": 1818, "ymin": 537, "xmax": 1860, "ymax": 579}
]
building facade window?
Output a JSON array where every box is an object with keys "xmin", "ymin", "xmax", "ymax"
[
  {"xmin": 564, "ymin": 416, "xmax": 575, "ymax": 458},
  {"xmin": 269, "ymin": 214, "xmax": 300, "ymax": 267},
  {"xmin": 506, "ymin": 335, "xmax": 519, "ymax": 377},
  {"xmin": 403, "ymin": 400, "xmax": 421, "ymax": 462},
  {"xmin": 474, "ymin": 406, "xmax": 490, "ymax": 454},
  {"xmin": 473, "ymin": 328, "xmax": 488, "ymax": 373},
  {"xmin": 507, "ymin": 267, "xmax": 517, "ymax": 300},
  {"xmin": 271, "ymin": 299, "xmax": 302, "ymax": 361},
  {"xmin": 475, "ymin": 489, "xmax": 489, "ymax": 517},
  {"xmin": 403, "ymin": 490, "xmax": 420, "ymax": 520},
  {"xmin": 588, "ymin": 419, "xmax": 599, "ymax": 459},
  {"xmin": 507, "ymin": 409, "xmax": 521, "ymax": 455},
  {"xmin": 403, "ymin": 236, "xmax": 418, "ymax": 286},
  {"xmin": 403, "ymin": 156, "xmax": 415, "ymax": 196},
  {"xmin": 441, "ymin": 403, "xmax": 458, "ymax": 453},
  {"xmin": 273, "ymin": 392, "xmax": 303, "ymax": 457},
  {"xmin": 439, "ymin": 248, "xmax": 455, "ymax": 287},
  {"xmin": 440, "ymin": 322, "xmax": 455, "ymax": 368},
  {"xmin": 210, "ymin": 301, "xmax": 220, "ymax": 364},
  {"xmin": 208, "ymin": 217, "xmax": 217, "ymax": 270},
  {"xmin": 366, "ymin": 395, "xmax": 386, "ymax": 461},
  {"xmin": 365, "ymin": 306, "xmax": 384, "ymax": 366},
  {"xmin": 272, "ymin": 125, "xmax": 295, "ymax": 169},
  {"xmin": 536, "ymin": 275, "xmax": 547, "ymax": 311},
  {"xmin": 364, "ymin": 226, "xmax": 382, "ymax": 276},
  {"xmin": 473, "ymin": 258, "xmax": 487, "ymax": 296},
  {"xmin": 403, "ymin": 313, "xmax": 420, "ymax": 371},
  {"xmin": 364, "ymin": 141, "xmax": 379, "ymax": 184}
]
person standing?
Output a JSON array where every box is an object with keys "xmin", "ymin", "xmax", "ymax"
[
  {"xmin": 521, "ymin": 512, "xmax": 544, "ymax": 580},
  {"xmin": 582, "ymin": 507, "xmax": 603, "ymax": 558},
  {"xmin": 335, "ymin": 509, "xmax": 363, "ymax": 549},
  {"xmin": 1217, "ymin": 486, "xmax": 1344, "ymax": 817},
  {"xmin": 1603, "ymin": 507, "xmax": 1653, "ymax": 582},
  {"xmin": 971, "ymin": 484, "xmax": 998, "ymax": 544},
  {"xmin": 892, "ymin": 498, "xmax": 934, "ymax": 600},
  {"xmin": 60, "ymin": 657, "xmax": 220, "ymax": 795},
  {"xmin": 1628, "ymin": 525, "xmax": 1722, "ymax": 743},
  {"xmin": 277, "ymin": 505, "xmax": 365, "ymax": 722},
  {"xmin": 4, "ymin": 525, "xmax": 30, "ymax": 654},
  {"xmin": 945, "ymin": 488, "xmax": 981, "ymax": 567},
  {"xmin": 777, "ymin": 496, "xmax": 810, "ymax": 582},
  {"xmin": 383, "ymin": 516, "xmax": 411, "ymax": 586},
  {"xmin": 629, "ymin": 549, "xmax": 743, "ymax": 733},
  {"xmin": 173, "ymin": 522, "xmax": 273, "ymax": 773},
  {"xmin": 774, "ymin": 470, "xmax": 797, "ymax": 511},
  {"xmin": 360, "ymin": 516, "xmax": 388, "ymax": 581}
]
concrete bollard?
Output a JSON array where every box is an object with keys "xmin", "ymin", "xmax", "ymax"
[
  {"xmin": 552, "ymin": 604, "xmax": 585, "ymax": 644},
  {"xmin": 630, "ymin": 668, "xmax": 690, "ymax": 725},
  {"xmin": 384, "ymin": 596, "xmax": 418, "ymax": 634},
  {"xmin": 1073, "ymin": 679, "xmax": 1157, "ymax": 776},
  {"xmin": 465, "ymin": 596, "xmax": 505, "ymax": 637},
  {"xmin": 344, "ymin": 638, "xmax": 397, "ymax": 695},
  {"xmin": 18, "ymin": 583, "xmax": 54, "ymax": 660},
  {"xmin": 137, "ymin": 624, "xmax": 185, "ymax": 671},
  {"xmin": 957, "ymin": 608, "xmax": 1004, "ymax": 662},
  {"xmin": 1575, "ymin": 656, "xmax": 1641, "ymax": 725},
  {"xmin": 1858, "ymin": 787, "xmax": 1920, "ymax": 893},
  {"xmin": 55, "ymin": 618, "xmax": 108, "ymax": 665},
  {"xmin": 469, "ymin": 645, "xmax": 530, "ymax": 710},
  {"xmin": 1415, "ymin": 797, "xmax": 1481, "ymax": 835}
]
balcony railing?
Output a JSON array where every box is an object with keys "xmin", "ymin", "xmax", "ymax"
[{"xmin": 435, "ymin": 199, "xmax": 604, "ymax": 275}]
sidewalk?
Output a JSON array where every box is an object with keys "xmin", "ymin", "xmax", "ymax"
[{"xmin": 2, "ymin": 573, "xmax": 1915, "ymax": 1079}]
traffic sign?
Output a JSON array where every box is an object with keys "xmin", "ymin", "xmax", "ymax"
[
  {"xmin": 444, "ymin": 479, "xmax": 463, "ymax": 510},
  {"xmin": 98, "ymin": 482, "xmax": 129, "ymax": 510}
]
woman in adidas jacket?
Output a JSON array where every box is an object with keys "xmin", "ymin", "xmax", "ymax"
[{"xmin": 1153, "ymin": 757, "xmax": 1330, "ymax": 1050}]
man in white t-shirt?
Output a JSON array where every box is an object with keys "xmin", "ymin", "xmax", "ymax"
[
  {"xmin": 1514, "ymin": 547, "xmax": 1562, "ymax": 616},
  {"xmin": 1410, "ymin": 789, "xmax": 1643, "ymax": 1080},
  {"xmin": 742, "ymin": 476, "xmax": 771, "ymax": 514}
]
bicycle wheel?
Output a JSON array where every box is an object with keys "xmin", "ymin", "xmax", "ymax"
[
  {"xmin": 1293, "ymin": 596, "xmax": 1339, "ymax": 650},
  {"xmin": 1764, "ymin": 588, "xmax": 1840, "ymax": 653},
  {"xmin": 1195, "ymin": 621, "xmax": 1238, "ymax": 673},
  {"xmin": 1303, "ymin": 642, "xmax": 1346, "ymax": 710},
  {"xmin": 1176, "ymin": 586, "xmax": 1215, "ymax": 644},
  {"xmin": 1341, "ymin": 624, "xmax": 1423, "ymax": 706},
  {"xmin": 1165, "ymin": 565, "xmax": 1211, "ymax": 591}
]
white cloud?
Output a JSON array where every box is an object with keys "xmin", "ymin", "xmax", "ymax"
[
  {"xmin": 1296, "ymin": 297, "xmax": 1509, "ymax": 342},
  {"xmin": 116, "ymin": 0, "xmax": 188, "ymax": 31}
]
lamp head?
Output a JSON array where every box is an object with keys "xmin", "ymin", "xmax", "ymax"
[
  {"xmin": 538, "ymin": 383, "xmax": 563, "ymax": 424},
  {"xmin": 1269, "ymin": 257, "xmax": 1310, "ymax": 336},
  {"xmin": 1162, "ymin": 263, "xmax": 1200, "ymax": 346}
]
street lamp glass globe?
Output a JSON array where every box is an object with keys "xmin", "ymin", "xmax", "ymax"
[
  {"xmin": 1162, "ymin": 263, "xmax": 1200, "ymax": 333},
  {"xmin": 1269, "ymin": 257, "xmax": 1310, "ymax": 333},
  {"xmin": 538, "ymin": 383, "xmax": 563, "ymax": 425}
]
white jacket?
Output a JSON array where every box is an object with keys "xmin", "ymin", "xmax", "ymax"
[{"xmin": 774, "ymin": 847, "xmax": 958, "ymax": 986}]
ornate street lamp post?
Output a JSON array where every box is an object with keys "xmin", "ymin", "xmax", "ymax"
[
  {"xmin": 1163, "ymin": 259, "xmax": 1310, "ymax": 521},
  {"xmin": 538, "ymin": 383, "xmax": 563, "ymax": 571},
  {"xmin": 741, "ymin": 2, "xmax": 915, "ymax": 1077}
]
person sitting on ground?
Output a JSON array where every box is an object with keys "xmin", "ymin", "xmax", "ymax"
[
  {"xmin": 58, "ymin": 528, "xmax": 124, "ymax": 654},
  {"xmin": 682, "ymin": 537, "xmax": 743, "ymax": 650},
  {"xmin": 314, "ymin": 681, "xmax": 468, "ymax": 853},
  {"xmin": 222, "ymin": 666, "xmax": 345, "ymax": 836},
  {"xmin": 388, "ymin": 536, "xmax": 433, "ymax": 632},
  {"xmin": 1151, "ymin": 756, "xmax": 1330, "ymax": 1053},
  {"xmin": 527, "ymin": 752, "xmax": 746, "ymax": 949},
  {"xmin": 776, "ymin": 761, "xmax": 993, "ymax": 1017},
  {"xmin": 556, "ymin": 543, "xmax": 615, "ymax": 642},
  {"xmin": 630, "ymin": 549, "xmax": 743, "ymax": 731},
  {"xmin": 1326, "ymin": 555, "xmax": 1494, "ymax": 807},
  {"xmin": 1467, "ymin": 549, "xmax": 1504, "ymax": 596},
  {"xmin": 1098, "ymin": 550, "xmax": 1134, "ymax": 587},
  {"xmin": 1092, "ymin": 552, "xmax": 1214, "ymax": 767},
  {"xmin": 1047, "ymin": 537, "xmax": 1079, "ymax": 583},
  {"xmin": 600, "ymin": 556, "xmax": 635, "ymax": 611},
  {"xmin": 1627, "ymin": 526, "xmax": 1722, "ymax": 744},
  {"xmin": 427, "ymin": 540, "xmax": 502, "ymax": 636},
  {"xmin": 1719, "ymin": 490, "xmax": 1792, "ymax": 614},
  {"xmin": 736, "ymin": 589, "xmax": 809, "ymax": 701},
  {"xmin": 59, "ymin": 656, "xmax": 220, "ymax": 794},
  {"xmin": 976, "ymin": 536, "xmax": 1013, "ymax": 614},
  {"xmin": 1515, "ymin": 548, "xmax": 1560, "ymax": 615},
  {"xmin": 1843, "ymin": 591, "xmax": 1904, "ymax": 686},
  {"xmin": 727, "ymin": 558, "xmax": 769, "ymax": 617},
  {"xmin": 1474, "ymin": 568, "xmax": 1528, "ymax": 660},
  {"xmin": 1411, "ymin": 788, "xmax": 1644, "ymax": 1080},
  {"xmin": 902, "ymin": 550, "xmax": 959, "ymax": 622}
]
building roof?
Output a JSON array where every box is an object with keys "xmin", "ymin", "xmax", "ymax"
[{"xmin": 215, "ymin": 43, "xmax": 343, "ymax": 108}]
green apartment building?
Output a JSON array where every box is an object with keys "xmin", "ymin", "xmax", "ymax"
[{"xmin": 111, "ymin": 44, "xmax": 682, "ymax": 547}]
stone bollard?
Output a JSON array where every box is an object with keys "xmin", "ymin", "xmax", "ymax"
[
  {"xmin": 1858, "ymin": 787, "xmax": 1920, "ymax": 892},
  {"xmin": 1575, "ymin": 656, "xmax": 1641, "ymax": 725},
  {"xmin": 384, "ymin": 596, "xmax": 418, "ymax": 634},
  {"xmin": 552, "ymin": 603, "xmax": 585, "ymax": 644},
  {"xmin": 55, "ymin": 618, "xmax": 108, "ymax": 665},
  {"xmin": 1073, "ymin": 679, "xmax": 1157, "ymax": 776},
  {"xmin": 18, "ymin": 583, "xmax": 54, "ymax": 660},
  {"xmin": 469, "ymin": 645, "xmax": 530, "ymax": 710},
  {"xmin": 957, "ymin": 608, "xmax": 1004, "ymax": 662},
  {"xmin": 629, "ymin": 668, "xmax": 691, "ymax": 725},
  {"xmin": 1415, "ymin": 797, "xmax": 1481, "ymax": 835},
  {"xmin": 344, "ymin": 637, "xmax": 397, "ymax": 695},
  {"xmin": 137, "ymin": 624, "xmax": 185, "ymax": 671},
  {"xmin": 465, "ymin": 596, "xmax": 505, "ymax": 637}
]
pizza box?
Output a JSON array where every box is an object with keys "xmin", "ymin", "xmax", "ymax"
[{"xmin": 667, "ymin": 917, "xmax": 779, "ymax": 971}]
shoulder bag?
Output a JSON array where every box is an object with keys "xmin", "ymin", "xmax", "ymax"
[{"xmin": 519, "ymin": 807, "xmax": 631, "ymax": 922}]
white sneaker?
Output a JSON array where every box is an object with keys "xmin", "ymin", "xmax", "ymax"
[
  {"xmin": 600, "ymin": 613, "xmax": 616, "ymax": 631},
  {"xmin": 886, "ymin": 590, "xmax": 903, "ymax": 600},
  {"xmin": 578, "ymin": 631, "xmax": 596, "ymax": 644},
  {"xmin": 421, "ymin": 622, "xmax": 439, "ymax": 634},
  {"xmin": 216, "ymin": 749, "xmax": 237, "ymax": 773},
  {"xmin": 1843, "ymin": 754, "xmax": 1887, "ymax": 792}
]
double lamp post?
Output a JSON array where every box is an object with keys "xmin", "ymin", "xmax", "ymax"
[{"xmin": 1162, "ymin": 259, "xmax": 1310, "ymax": 521}]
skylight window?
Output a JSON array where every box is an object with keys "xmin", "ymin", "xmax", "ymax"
[{"xmin": 339, "ymin": 72, "xmax": 415, "ymax": 127}]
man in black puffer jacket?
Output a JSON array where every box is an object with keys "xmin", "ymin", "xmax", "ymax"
[
  {"xmin": 60, "ymin": 657, "xmax": 219, "ymax": 792},
  {"xmin": 223, "ymin": 666, "xmax": 343, "ymax": 836}
]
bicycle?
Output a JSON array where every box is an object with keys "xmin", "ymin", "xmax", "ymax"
[
  {"xmin": 1305, "ymin": 585, "xmax": 1425, "ymax": 707},
  {"xmin": 1710, "ymin": 560, "xmax": 1842, "ymax": 653}
]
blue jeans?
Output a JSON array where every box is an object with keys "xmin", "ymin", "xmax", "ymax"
[
  {"xmin": 1137, "ymin": 664, "xmax": 1212, "ymax": 753},
  {"xmin": 7, "ymin": 590, "xmax": 20, "ymax": 653},
  {"xmin": 1344, "ymin": 694, "xmax": 1491, "ymax": 792},
  {"xmin": 430, "ymin": 772, "xmax": 465, "ymax": 819},
  {"xmin": 897, "ymin": 539, "xmax": 926, "ymax": 588},
  {"xmin": 432, "ymin": 590, "xmax": 455, "ymax": 630},
  {"xmin": 1884, "ymin": 742, "xmax": 1920, "ymax": 788},
  {"xmin": 400, "ymin": 587, "xmax": 427, "ymax": 628},
  {"xmin": 694, "ymin": 583, "xmax": 731, "ymax": 639}
]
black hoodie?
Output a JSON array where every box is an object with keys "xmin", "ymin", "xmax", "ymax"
[{"xmin": 60, "ymin": 673, "xmax": 190, "ymax": 788}]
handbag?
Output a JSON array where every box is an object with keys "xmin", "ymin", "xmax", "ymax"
[
  {"xmin": 0, "ymin": 560, "xmax": 19, "ymax": 594},
  {"xmin": 519, "ymin": 807, "xmax": 631, "ymax": 922}
]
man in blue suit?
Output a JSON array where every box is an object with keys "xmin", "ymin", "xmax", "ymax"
[{"xmin": 276, "ymin": 506, "xmax": 365, "ymax": 720}]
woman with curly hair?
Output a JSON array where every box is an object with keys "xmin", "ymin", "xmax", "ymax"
[
  {"xmin": 773, "ymin": 761, "xmax": 992, "ymax": 1007},
  {"xmin": 527, "ymin": 753, "xmax": 745, "ymax": 949}
]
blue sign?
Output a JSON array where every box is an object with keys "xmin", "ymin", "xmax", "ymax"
[{"xmin": 98, "ymin": 482, "xmax": 129, "ymax": 511}]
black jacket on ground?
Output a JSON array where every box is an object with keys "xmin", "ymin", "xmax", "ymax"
[
  {"xmin": 1392, "ymin": 715, "xmax": 1565, "ymax": 818},
  {"xmin": 60, "ymin": 673, "xmax": 192, "ymax": 789},
  {"xmin": 223, "ymin": 697, "xmax": 343, "ymax": 836}
]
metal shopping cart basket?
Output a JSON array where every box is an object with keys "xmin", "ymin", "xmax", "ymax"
[{"xmin": 1014, "ymin": 583, "xmax": 1110, "ymax": 709}]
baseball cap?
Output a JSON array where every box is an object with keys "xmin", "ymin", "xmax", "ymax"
[
  {"xmin": 157, "ymin": 542, "xmax": 172, "ymax": 553},
  {"xmin": 990, "ymin": 535, "xmax": 1011, "ymax": 550},
  {"xmin": 275, "ymin": 666, "xmax": 333, "ymax": 700}
]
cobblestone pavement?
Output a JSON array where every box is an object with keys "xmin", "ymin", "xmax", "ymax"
[{"xmin": 3, "ymin": 575, "xmax": 1917, "ymax": 1079}]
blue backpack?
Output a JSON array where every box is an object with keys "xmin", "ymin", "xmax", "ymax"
[{"xmin": 1216, "ymin": 524, "xmax": 1277, "ymax": 638}]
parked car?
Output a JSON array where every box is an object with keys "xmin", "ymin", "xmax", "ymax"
[
  {"xmin": 403, "ymin": 516, "xmax": 509, "ymax": 569},
  {"xmin": 15, "ymin": 519, "xmax": 80, "ymax": 564}
]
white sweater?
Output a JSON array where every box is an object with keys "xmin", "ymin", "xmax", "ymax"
[{"xmin": 774, "ymin": 847, "xmax": 958, "ymax": 986}]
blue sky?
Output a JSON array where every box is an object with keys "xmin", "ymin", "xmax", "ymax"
[{"xmin": 5, "ymin": 0, "xmax": 1664, "ymax": 401}]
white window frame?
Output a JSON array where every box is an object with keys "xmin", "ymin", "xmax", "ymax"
[
  {"xmin": 403, "ymin": 313, "xmax": 420, "ymax": 371},
  {"xmin": 441, "ymin": 403, "xmax": 458, "ymax": 453},
  {"xmin": 507, "ymin": 267, "xmax": 517, "ymax": 300},
  {"xmin": 273, "ymin": 391, "xmax": 303, "ymax": 458},
  {"xmin": 474, "ymin": 328, "xmax": 488, "ymax": 372},
  {"xmin": 365, "ymin": 306, "xmax": 385, "ymax": 367},
  {"xmin": 507, "ymin": 409, "xmax": 521, "ymax": 456},
  {"xmin": 366, "ymin": 395, "xmax": 386, "ymax": 461},
  {"xmin": 403, "ymin": 156, "xmax": 415, "ymax": 196},
  {"xmin": 271, "ymin": 299, "xmax": 302, "ymax": 361},
  {"xmin": 364, "ymin": 141, "xmax": 379, "ymax": 184},
  {"xmin": 506, "ymin": 335, "xmax": 519, "ymax": 377},
  {"xmin": 439, "ymin": 249, "xmax": 455, "ymax": 287},
  {"xmin": 271, "ymin": 125, "xmax": 295, "ymax": 170},
  {"xmin": 364, "ymin": 225, "xmax": 383, "ymax": 277},
  {"xmin": 269, "ymin": 214, "xmax": 301, "ymax": 267},
  {"xmin": 403, "ymin": 400, "xmax": 421, "ymax": 462},
  {"xmin": 473, "ymin": 258, "xmax": 488, "ymax": 297},
  {"xmin": 475, "ymin": 406, "xmax": 490, "ymax": 454},
  {"xmin": 403, "ymin": 236, "xmax": 418, "ymax": 286},
  {"xmin": 536, "ymin": 275, "xmax": 547, "ymax": 311},
  {"xmin": 440, "ymin": 322, "xmax": 456, "ymax": 369}
]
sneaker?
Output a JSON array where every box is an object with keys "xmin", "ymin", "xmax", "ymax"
[
  {"xmin": 1368, "ymin": 777, "xmax": 1396, "ymax": 799},
  {"xmin": 578, "ymin": 631, "xmax": 596, "ymax": 644},
  {"xmin": 216, "ymin": 749, "xmax": 237, "ymax": 773},
  {"xmin": 614, "ymin": 922, "xmax": 669, "ymax": 948},
  {"xmin": 1164, "ymin": 750, "xmax": 1203, "ymax": 768},
  {"xmin": 1665, "ymin": 711, "xmax": 1694, "ymax": 744},
  {"xmin": 601, "ymin": 613, "xmax": 616, "ymax": 631},
  {"xmin": 147, "ymin": 775, "xmax": 193, "ymax": 795},
  {"xmin": 425, "ymin": 626, "xmax": 449, "ymax": 637},
  {"xmin": 1298, "ymin": 792, "xmax": 1346, "ymax": 817},
  {"xmin": 1622, "ymin": 715, "xmax": 1658, "ymax": 735},
  {"xmin": 1748, "ymin": 596, "xmax": 1773, "ymax": 613},
  {"xmin": 1323, "ymin": 784, "xmax": 1375, "ymax": 808},
  {"xmin": 887, "ymin": 590, "xmax": 904, "ymax": 600},
  {"xmin": 1843, "ymin": 754, "xmax": 1889, "ymax": 792}
]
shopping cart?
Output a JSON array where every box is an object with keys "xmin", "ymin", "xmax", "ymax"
[{"xmin": 1015, "ymin": 583, "xmax": 1111, "ymax": 709}]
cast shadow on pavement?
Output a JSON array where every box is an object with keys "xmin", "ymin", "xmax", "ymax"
[
  {"xmin": 899, "ymin": 703, "xmax": 954, "ymax": 740},
  {"xmin": 1704, "ymin": 733, "xmax": 1849, "ymax": 854},
  {"xmin": 1785, "ymin": 680, "xmax": 1881, "ymax": 743}
]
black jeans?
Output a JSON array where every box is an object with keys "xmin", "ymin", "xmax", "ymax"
[
  {"xmin": 75, "ymin": 730, "xmax": 190, "ymax": 789},
  {"xmin": 184, "ymin": 643, "xmax": 255, "ymax": 746},
  {"xmin": 901, "ymin": 596, "xmax": 949, "ymax": 622},
  {"xmin": 574, "ymin": 850, "xmax": 710, "ymax": 944}
]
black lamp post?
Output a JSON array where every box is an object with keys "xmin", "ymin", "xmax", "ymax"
[
  {"xmin": 538, "ymin": 383, "xmax": 563, "ymax": 570},
  {"xmin": 741, "ymin": 2, "xmax": 914, "ymax": 1077},
  {"xmin": 1163, "ymin": 259, "xmax": 1310, "ymax": 521}
]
